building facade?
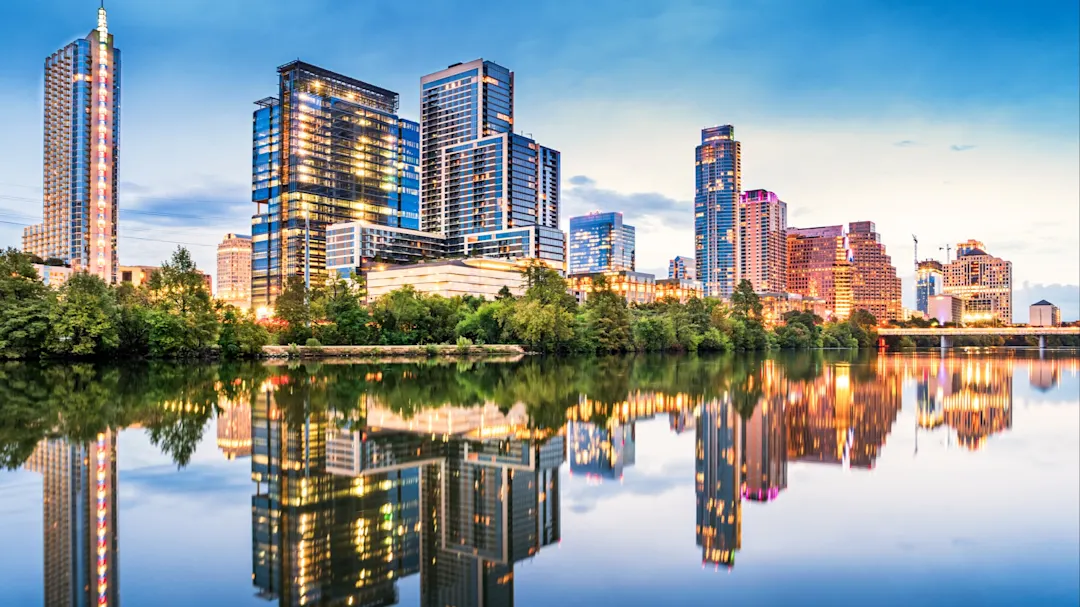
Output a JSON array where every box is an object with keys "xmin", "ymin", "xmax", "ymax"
[
  {"xmin": 695, "ymin": 126, "xmax": 742, "ymax": 298},
  {"xmin": 32, "ymin": 263, "xmax": 74, "ymax": 289},
  {"xmin": 846, "ymin": 221, "xmax": 902, "ymax": 323},
  {"xmin": 669, "ymin": 255, "xmax": 695, "ymax": 280},
  {"xmin": 419, "ymin": 60, "xmax": 563, "ymax": 264},
  {"xmin": 942, "ymin": 240, "xmax": 1012, "ymax": 324},
  {"xmin": 250, "ymin": 61, "xmax": 420, "ymax": 307},
  {"xmin": 365, "ymin": 258, "xmax": 528, "ymax": 301},
  {"xmin": 916, "ymin": 259, "xmax": 943, "ymax": 315},
  {"xmin": 217, "ymin": 233, "xmax": 252, "ymax": 309},
  {"xmin": 656, "ymin": 277, "xmax": 703, "ymax": 303},
  {"xmin": 23, "ymin": 6, "xmax": 120, "ymax": 283},
  {"xmin": 1029, "ymin": 300, "xmax": 1061, "ymax": 327},
  {"xmin": 567, "ymin": 270, "xmax": 656, "ymax": 305},
  {"xmin": 325, "ymin": 220, "xmax": 446, "ymax": 281},
  {"xmin": 929, "ymin": 294, "xmax": 964, "ymax": 324},
  {"xmin": 568, "ymin": 211, "xmax": 635, "ymax": 274},
  {"xmin": 786, "ymin": 225, "xmax": 853, "ymax": 319},
  {"xmin": 738, "ymin": 189, "xmax": 787, "ymax": 293},
  {"xmin": 120, "ymin": 264, "xmax": 212, "ymax": 291}
]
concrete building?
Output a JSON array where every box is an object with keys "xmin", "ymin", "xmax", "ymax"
[
  {"xmin": 942, "ymin": 240, "xmax": 1012, "ymax": 324},
  {"xmin": 1029, "ymin": 300, "xmax": 1061, "ymax": 327},
  {"xmin": 929, "ymin": 294, "xmax": 964, "ymax": 324},
  {"xmin": 22, "ymin": 6, "xmax": 120, "ymax": 283},
  {"xmin": 759, "ymin": 292, "xmax": 829, "ymax": 329},
  {"xmin": 669, "ymin": 255, "xmax": 695, "ymax": 280},
  {"xmin": 568, "ymin": 211, "xmax": 635, "ymax": 274},
  {"xmin": 695, "ymin": 125, "xmax": 741, "ymax": 298},
  {"xmin": 786, "ymin": 225, "xmax": 853, "ymax": 320},
  {"xmin": 847, "ymin": 221, "xmax": 902, "ymax": 323},
  {"xmin": 365, "ymin": 258, "xmax": 528, "ymax": 301},
  {"xmin": 656, "ymin": 277, "xmax": 703, "ymax": 303},
  {"xmin": 738, "ymin": 189, "xmax": 787, "ymax": 293},
  {"xmin": 32, "ymin": 263, "xmax": 74, "ymax": 289},
  {"xmin": 567, "ymin": 270, "xmax": 656, "ymax": 305},
  {"xmin": 216, "ymin": 233, "xmax": 251, "ymax": 309}
]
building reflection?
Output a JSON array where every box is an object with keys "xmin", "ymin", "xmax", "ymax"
[
  {"xmin": 217, "ymin": 395, "xmax": 252, "ymax": 460},
  {"xmin": 695, "ymin": 396, "xmax": 742, "ymax": 569},
  {"xmin": 251, "ymin": 378, "xmax": 564, "ymax": 606},
  {"xmin": 24, "ymin": 431, "xmax": 119, "ymax": 607},
  {"xmin": 914, "ymin": 357, "xmax": 1013, "ymax": 451}
]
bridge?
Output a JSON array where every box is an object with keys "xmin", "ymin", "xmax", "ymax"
[{"xmin": 877, "ymin": 326, "xmax": 1080, "ymax": 350}]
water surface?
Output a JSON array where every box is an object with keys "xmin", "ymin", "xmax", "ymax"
[{"xmin": 1, "ymin": 351, "xmax": 1077, "ymax": 606}]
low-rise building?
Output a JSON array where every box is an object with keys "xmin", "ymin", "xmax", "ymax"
[
  {"xmin": 1029, "ymin": 300, "xmax": 1061, "ymax": 327},
  {"xmin": 656, "ymin": 278, "xmax": 702, "ymax": 303},
  {"xmin": 929, "ymin": 294, "xmax": 964, "ymax": 325},
  {"xmin": 567, "ymin": 270, "xmax": 656, "ymax": 305},
  {"xmin": 120, "ymin": 264, "xmax": 212, "ymax": 291},
  {"xmin": 32, "ymin": 263, "xmax": 74, "ymax": 288},
  {"xmin": 759, "ymin": 292, "xmax": 829, "ymax": 328},
  {"xmin": 325, "ymin": 220, "xmax": 446, "ymax": 282},
  {"xmin": 365, "ymin": 258, "xmax": 527, "ymax": 302}
]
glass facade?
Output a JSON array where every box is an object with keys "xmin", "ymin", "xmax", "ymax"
[
  {"xmin": 24, "ymin": 7, "xmax": 119, "ymax": 283},
  {"xmin": 568, "ymin": 211, "xmax": 635, "ymax": 274},
  {"xmin": 325, "ymin": 220, "xmax": 446, "ymax": 280},
  {"xmin": 250, "ymin": 61, "xmax": 420, "ymax": 307},
  {"xmin": 668, "ymin": 255, "xmax": 695, "ymax": 280},
  {"xmin": 695, "ymin": 125, "xmax": 741, "ymax": 298},
  {"xmin": 464, "ymin": 225, "xmax": 565, "ymax": 266},
  {"xmin": 916, "ymin": 261, "xmax": 943, "ymax": 315}
]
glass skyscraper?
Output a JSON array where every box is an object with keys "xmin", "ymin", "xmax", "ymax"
[
  {"xmin": 420, "ymin": 59, "xmax": 565, "ymax": 265},
  {"xmin": 568, "ymin": 211, "xmax": 635, "ymax": 274},
  {"xmin": 695, "ymin": 125, "xmax": 741, "ymax": 298},
  {"xmin": 250, "ymin": 61, "xmax": 420, "ymax": 306},
  {"xmin": 916, "ymin": 259, "xmax": 944, "ymax": 315},
  {"xmin": 23, "ymin": 6, "xmax": 120, "ymax": 283}
]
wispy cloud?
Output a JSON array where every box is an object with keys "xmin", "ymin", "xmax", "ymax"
[
  {"xmin": 950, "ymin": 144, "xmax": 977, "ymax": 152},
  {"xmin": 563, "ymin": 175, "xmax": 691, "ymax": 230},
  {"xmin": 893, "ymin": 140, "xmax": 920, "ymax": 147}
]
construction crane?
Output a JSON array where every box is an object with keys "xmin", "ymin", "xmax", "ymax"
[
  {"xmin": 912, "ymin": 234, "xmax": 918, "ymax": 268},
  {"xmin": 940, "ymin": 244, "xmax": 952, "ymax": 264}
]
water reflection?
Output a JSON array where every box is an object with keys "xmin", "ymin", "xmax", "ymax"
[{"xmin": 3, "ymin": 352, "xmax": 1076, "ymax": 605}]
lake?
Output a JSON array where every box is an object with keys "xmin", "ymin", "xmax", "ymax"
[{"xmin": 0, "ymin": 351, "xmax": 1077, "ymax": 607}]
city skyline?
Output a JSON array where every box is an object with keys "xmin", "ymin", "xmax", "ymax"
[{"xmin": 0, "ymin": 1, "xmax": 1077, "ymax": 319}]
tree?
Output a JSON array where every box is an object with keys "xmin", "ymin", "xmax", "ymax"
[
  {"xmin": 632, "ymin": 315, "xmax": 677, "ymax": 351},
  {"xmin": 0, "ymin": 248, "xmax": 53, "ymax": 359},
  {"xmin": 47, "ymin": 272, "xmax": 119, "ymax": 356},
  {"xmin": 583, "ymin": 275, "xmax": 632, "ymax": 352},
  {"xmin": 456, "ymin": 301, "xmax": 510, "ymax": 344},
  {"xmin": 218, "ymin": 307, "xmax": 270, "ymax": 358},
  {"xmin": 274, "ymin": 275, "xmax": 312, "ymax": 345},
  {"xmin": 146, "ymin": 247, "xmax": 218, "ymax": 355},
  {"xmin": 371, "ymin": 286, "xmax": 428, "ymax": 345},
  {"xmin": 730, "ymin": 279, "xmax": 763, "ymax": 320}
]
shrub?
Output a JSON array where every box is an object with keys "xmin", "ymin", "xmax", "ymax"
[
  {"xmin": 456, "ymin": 336, "xmax": 473, "ymax": 354},
  {"xmin": 425, "ymin": 344, "xmax": 439, "ymax": 357},
  {"xmin": 305, "ymin": 337, "xmax": 323, "ymax": 348}
]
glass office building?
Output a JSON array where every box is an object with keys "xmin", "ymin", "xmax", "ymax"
[
  {"xmin": 251, "ymin": 61, "xmax": 420, "ymax": 306},
  {"xmin": 695, "ymin": 125, "xmax": 741, "ymax": 298},
  {"xmin": 916, "ymin": 259, "xmax": 944, "ymax": 315},
  {"xmin": 568, "ymin": 211, "xmax": 635, "ymax": 274},
  {"xmin": 23, "ymin": 6, "xmax": 120, "ymax": 283}
]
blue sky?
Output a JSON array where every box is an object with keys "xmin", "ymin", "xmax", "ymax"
[{"xmin": 1, "ymin": 0, "xmax": 1078, "ymax": 318}]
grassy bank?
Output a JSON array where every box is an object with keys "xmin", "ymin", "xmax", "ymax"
[{"xmin": 262, "ymin": 344, "xmax": 526, "ymax": 359}]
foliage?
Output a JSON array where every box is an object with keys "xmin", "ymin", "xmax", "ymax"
[
  {"xmin": 0, "ymin": 248, "xmax": 54, "ymax": 359},
  {"xmin": 218, "ymin": 307, "xmax": 269, "ymax": 359},
  {"xmin": 583, "ymin": 275, "xmax": 633, "ymax": 353},
  {"xmin": 46, "ymin": 273, "xmax": 119, "ymax": 356},
  {"xmin": 274, "ymin": 275, "xmax": 312, "ymax": 345}
]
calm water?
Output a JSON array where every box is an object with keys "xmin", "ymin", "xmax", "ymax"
[{"xmin": 1, "ymin": 352, "xmax": 1077, "ymax": 607}]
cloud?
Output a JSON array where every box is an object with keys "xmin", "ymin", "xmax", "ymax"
[
  {"xmin": 568, "ymin": 175, "xmax": 595, "ymax": 187},
  {"xmin": 950, "ymin": 144, "xmax": 977, "ymax": 152},
  {"xmin": 123, "ymin": 180, "xmax": 250, "ymax": 228},
  {"xmin": 565, "ymin": 458, "xmax": 687, "ymax": 515},
  {"xmin": 563, "ymin": 175, "xmax": 691, "ymax": 230},
  {"xmin": 1014, "ymin": 282, "xmax": 1080, "ymax": 322},
  {"xmin": 893, "ymin": 140, "xmax": 920, "ymax": 147}
]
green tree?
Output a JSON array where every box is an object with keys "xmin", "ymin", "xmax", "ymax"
[
  {"xmin": 584, "ymin": 275, "xmax": 632, "ymax": 352},
  {"xmin": 147, "ymin": 247, "xmax": 218, "ymax": 355},
  {"xmin": 371, "ymin": 286, "xmax": 428, "ymax": 345},
  {"xmin": 0, "ymin": 248, "xmax": 53, "ymax": 359},
  {"xmin": 632, "ymin": 315, "xmax": 677, "ymax": 351},
  {"xmin": 218, "ymin": 307, "xmax": 270, "ymax": 358},
  {"xmin": 730, "ymin": 279, "xmax": 763, "ymax": 320},
  {"xmin": 47, "ymin": 272, "xmax": 119, "ymax": 356},
  {"xmin": 274, "ymin": 275, "xmax": 313, "ymax": 344}
]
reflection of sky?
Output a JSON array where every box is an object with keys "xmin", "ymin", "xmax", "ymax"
[{"xmin": 0, "ymin": 360, "xmax": 1077, "ymax": 606}]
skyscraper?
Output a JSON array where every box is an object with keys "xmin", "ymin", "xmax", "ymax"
[
  {"xmin": 217, "ymin": 233, "xmax": 252, "ymax": 310},
  {"xmin": 847, "ymin": 221, "xmax": 902, "ymax": 323},
  {"xmin": 942, "ymin": 239, "xmax": 1012, "ymax": 324},
  {"xmin": 695, "ymin": 396, "xmax": 742, "ymax": 568},
  {"xmin": 786, "ymin": 225, "xmax": 853, "ymax": 319},
  {"xmin": 23, "ymin": 6, "xmax": 120, "ymax": 283},
  {"xmin": 250, "ymin": 61, "xmax": 420, "ymax": 307},
  {"xmin": 916, "ymin": 259, "xmax": 944, "ymax": 315},
  {"xmin": 568, "ymin": 211, "xmax": 635, "ymax": 274},
  {"xmin": 738, "ymin": 189, "xmax": 788, "ymax": 293},
  {"xmin": 695, "ymin": 125, "xmax": 742, "ymax": 298},
  {"xmin": 668, "ymin": 255, "xmax": 695, "ymax": 280},
  {"xmin": 420, "ymin": 60, "xmax": 565, "ymax": 265}
]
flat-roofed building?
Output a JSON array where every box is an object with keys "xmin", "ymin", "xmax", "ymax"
[
  {"xmin": 567, "ymin": 270, "xmax": 656, "ymax": 305},
  {"xmin": 1029, "ymin": 300, "xmax": 1061, "ymax": 327},
  {"xmin": 32, "ymin": 263, "xmax": 74, "ymax": 289},
  {"xmin": 656, "ymin": 278, "xmax": 702, "ymax": 303},
  {"xmin": 929, "ymin": 294, "xmax": 964, "ymax": 324},
  {"xmin": 365, "ymin": 258, "xmax": 527, "ymax": 301}
]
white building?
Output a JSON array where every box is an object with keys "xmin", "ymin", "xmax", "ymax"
[
  {"xmin": 365, "ymin": 258, "xmax": 528, "ymax": 302},
  {"xmin": 929, "ymin": 294, "xmax": 964, "ymax": 325},
  {"xmin": 1029, "ymin": 300, "xmax": 1061, "ymax": 327}
]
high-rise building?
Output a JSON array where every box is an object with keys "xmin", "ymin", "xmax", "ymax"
[
  {"xmin": 25, "ymin": 432, "xmax": 119, "ymax": 607},
  {"xmin": 916, "ymin": 260, "xmax": 944, "ymax": 315},
  {"xmin": 23, "ymin": 6, "xmax": 120, "ymax": 283},
  {"xmin": 695, "ymin": 125, "xmax": 742, "ymax": 298},
  {"xmin": 738, "ymin": 189, "xmax": 787, "ymax": 293},
  {"xmin": 847, "ymin": 221, "xmax": 902, "ymax": 323},
  {"xmin": 420, "ymin": 60, "xmax": 564, "ymax": 265},
  {"xmin": 786, "ymin": 225, "xmax": 853, "ymax": 319},
  {"xmin": 742, "ymin": 363, "xmax": 788, "ymax": 502},
  {"xmin": 668, "ymin": 255, "xmax": 695, "ymax": 280},
  {"xmin": 250, "ymin": 61, "xmax": 420, "ymax": 307},
  {"xmin": 695, "ymin": 396, "xmax": 742, "ymax": 568},
  {"xmin": 942, "ymin": 240, "xmax": 1013, "ymax": 324},
  {"xmin": 568, "ymin": 211, "xmax": 635, "ymax": 273},
  {"xmin": 217, "ymin": 233, "xmax": 252, "ymax": 309}
]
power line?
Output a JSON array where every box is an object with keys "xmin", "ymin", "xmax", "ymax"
[{"xmin": 0, "ymin": 218, "xmax": 217, "ymax": 248}]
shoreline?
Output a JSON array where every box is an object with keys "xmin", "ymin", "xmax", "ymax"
[{"xmin": 261, "ymin": 344, "xmax": 527, "ymax": 359}]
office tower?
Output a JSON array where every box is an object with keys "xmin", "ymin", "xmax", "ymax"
[
  {"xmin": 250, "ymin": 61, "xmax": 420, "ymax": 307},
  {"xmin": 695, "ymin": 396, "xmax": 742, "ymax": 567},
  {"xmin": 916, "ymin": 260, "xmax": 944, "ymax": 315},
  {"xmin": 695, "ymin": 125, "xmax": 742, "ymax": 298},
  {"xmin": 738, "ymin": 189, "xmax": 788, "ymax": 293},
  {"xmin": 420, "ymin": 59, "xmax": 565, "ymax": 265},
  {"xmin": 668, "ymin": 255, "xmax": 695, "ymax": 280},
  {"xmin": 742, "ymin": 366, "xmax": 788, "ymax": 502},
  {"xmin": 568, "ymin": 211, "xmax": 635, "ymax": 273},
  {"xmin": 25, "ymin": 432, "xmax": 119, "ymax": 607},
  {"xmin": 568, "ymin": 419, "xmax": 636, "ymax": 480},
  {"xmin": 786, "ymin": 225, "xmax": 853, "ymax": 319},
  {"xmin": 942, "ymin": 239, "xmax": 1013, "ymax": 324},
  {"xmin": 23, "ymin": 6, "xmax": 120, "ymax": 283},
  {"xmin": 217, "ymin": 233, "xmax": 252, "ymax": 309},
  {"xmin": 846, "ymin": 221, "xmax": 902, "ymax": 323}
]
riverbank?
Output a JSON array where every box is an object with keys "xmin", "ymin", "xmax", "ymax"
[{"xmin": 261, "ymin": 344, "xmax": 527, "ymax": 359}]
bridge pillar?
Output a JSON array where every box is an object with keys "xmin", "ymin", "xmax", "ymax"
[
  {"xmin": 1039, "ymin": 335, "xmax": 1046, "ymax": 354},
  {"xmin": 939, "ymin": 335, "xmax": 953, "ymax": 350}
]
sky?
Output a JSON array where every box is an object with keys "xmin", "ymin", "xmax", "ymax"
[{"xmin": 1, "ymin": 0, "xmax": 1078, "ymax": 319}]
